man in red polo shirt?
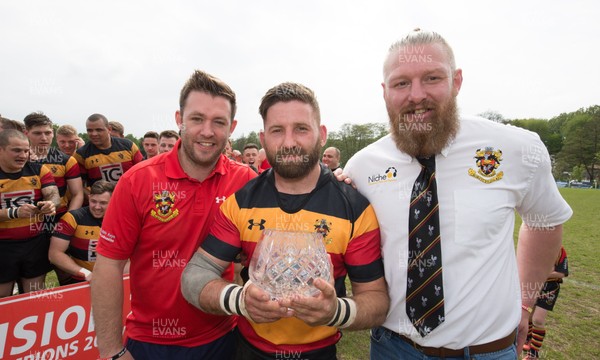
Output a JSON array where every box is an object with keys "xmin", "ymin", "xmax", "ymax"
[{"xmin": 92, "ymin": 70, "xmax": 256, "ymax": 360}]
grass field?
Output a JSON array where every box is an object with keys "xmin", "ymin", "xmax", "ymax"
[
  {"xmin": 337, "ymin": 188, "xmax": 600, "ymax": 359},
  {"xmin": 43, "ymin": 189, "xmax": 597, "ymax": 359}
]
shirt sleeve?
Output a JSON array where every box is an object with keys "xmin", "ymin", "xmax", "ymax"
[
  {"xmin": 555, "ymin": 247, "xmax": 569, "ymax": 276},
  {"xmin": 53, "ymin": 212, "xmax": 77, "ymax": 240},
  {"xmin": 40, "ymin": 165, "xmax": 57, "ymax": 188},
  {"xmin": 97, "ymin": 174, "xmax": 141, "ymax": 260},
  {"xmin": 201, "ymin": 197, "xmax": 242, "ymax": 262},
  {"xmin": 131, "ymin": 143, "xmax": 144, "ymax": 165},
  {"xmin": 65, "ymin": 156, "xmax": 81, "ymax": 179},
  {"xmin": 344, "ymin": 203, "xmax": 385, "ymax": 283},
  {"xmin": 516, "ymin": 140, "xmax": 572, "ymax": 227},
  {"xmin": 73, "ymin": 151, "xmax": 89, "ymax": 185}
]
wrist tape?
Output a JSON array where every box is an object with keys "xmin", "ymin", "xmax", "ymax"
[
  {"xmin": 78, "ymin": 268, "xmax": 92, "ymax": 281},
  {"xmin": 327, "ymin": 297, "xmax": 357, "ymax": 329},
  {"xmin": 219, "ymin": 280, "xmax": 252, "ymax": 318}
]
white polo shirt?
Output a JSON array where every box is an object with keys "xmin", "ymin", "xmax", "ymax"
[{"xmin": 344, "ymin": 116, "xmax": 572, "ymax": 348}]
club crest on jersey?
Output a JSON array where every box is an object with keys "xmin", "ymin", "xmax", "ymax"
[
  {"xmin": 151, "ymin": 190, "xmax": 179, "ymax": 222},
  {"xmin": 50, "ymin": 166, "xmax": 58, "ymax": 174},
  {"xmin": 314, "ymin": 219, "xmax": 333, "ymax": 245},
  {"xmin": 30, "ymin": 178, "xmax": 38, "ymax": 186},
  {"xmin": 468, "ymin": 147, "xmax": 504, "ymax": 184}
]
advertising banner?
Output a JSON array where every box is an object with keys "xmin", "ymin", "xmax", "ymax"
[{"xmin": 0, "ymin": 276, "xmax": 130, "ymax": 360}]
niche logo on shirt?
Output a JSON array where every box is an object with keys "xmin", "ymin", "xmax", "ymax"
[
  {"xmin": 468, "ymin": 147, "xmax": 504, "ymax": 184},
  {"xmin": 367, "ymin": 166, "xmax": 398, "ymax": 185},
  {"xmin": 151, "ymin": 190, "xmax": 180, "ymax": 222}
]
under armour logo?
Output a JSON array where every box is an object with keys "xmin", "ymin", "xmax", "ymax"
[
  {"xmin": 248, "ymin": 219, "xmax": 266, "ymax": 230},
  {"xmin": 215, "ymin": 196, "xmax": 226, "ymax": 203}
]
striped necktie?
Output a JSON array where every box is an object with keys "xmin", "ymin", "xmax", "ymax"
[{"xmin": 406, "ymin": 156, "xmax": 445, "ymax": 337}]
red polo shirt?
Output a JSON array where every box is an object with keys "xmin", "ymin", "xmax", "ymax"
[{"xmin": 98, "ymin": 140, "xmax": 256, "ymax": 346}]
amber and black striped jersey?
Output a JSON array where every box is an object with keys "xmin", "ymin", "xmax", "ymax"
[
  {"xmin": 53, "ymin": 206, "xmax": 102, "ymax": 272},
  {"xmin": 74, "ymin": 137, "xmax": 143, "ymax": 186},
  {"xmin": 32, "ymin": 147, "xmax": 80, "ymax": 214},
  {"xmin": 0, "ymin": 162, "xmax": 56, "ymax": 240},
  {"xmin": 548, "ymin": 246, "xmax": 569, "ymax": 282},
  {"xmin": 201, "ymin": 164, "xmax": 383, "ymax": 353}
]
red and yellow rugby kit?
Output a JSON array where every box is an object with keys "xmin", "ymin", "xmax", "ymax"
[
  {"xmin": 53, "ymin": 207, "xmax": 102, "ymax": 278},
  {"xmin": 0, "ymin": 162, "xmax": 56, "ymax": 240},
  {"xmin": 74, "ymin": 137, "xmax": 143, "ymax": 186},
  {"xmin": 34, "ymin": 147, "xmax": 80, "ymax": 215},
  {"xmin": 201, "ymin": 165, "xmax": 384, "ymax": 354}
]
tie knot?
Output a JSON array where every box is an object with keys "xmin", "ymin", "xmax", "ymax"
[{"xmin": 417, "ymin": 156, "xmax": 436, "ymax": 172}]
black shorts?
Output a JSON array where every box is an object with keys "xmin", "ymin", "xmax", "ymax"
[
  {"xmin": 0, "ymin": 234, "xmax": 52, "ymax": 283},
  {"xmin": 535, "ymin": 281, "xmax": 561, "ymax": 311}
]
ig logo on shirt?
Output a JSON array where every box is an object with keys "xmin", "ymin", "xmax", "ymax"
[{"xmin": 99, "ymin": 163, "xmax": 124, "ymax": 182}]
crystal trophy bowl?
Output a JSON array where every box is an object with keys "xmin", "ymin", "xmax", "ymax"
[{"xmin": 249, "ymin": 229, "xmax": 331, "ymax": 300}]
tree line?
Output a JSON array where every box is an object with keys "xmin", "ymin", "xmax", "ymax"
[
  {"xmin": 67, "ymin": 104, "xmax": 598, "ymax": 183},
  {"xmin": 495, "ymin": 105, "xmax": 599, "ymax": 183},
  {"xmin": 232, "ymin": 105, "xmax": 599, "ymax": 184}
]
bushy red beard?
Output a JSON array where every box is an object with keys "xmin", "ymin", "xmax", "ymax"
[{"xmin": 388, "ymin": 97, "xmax": 460, "ymax": 157}]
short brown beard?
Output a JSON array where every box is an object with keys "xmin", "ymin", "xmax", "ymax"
[
  {"xmin": 388, "ymin": 97, "xmax": 460, "ymax": 157},
  {"xmin": 267, "ymin": 142, "xmax": 322, "ymax": 179}
]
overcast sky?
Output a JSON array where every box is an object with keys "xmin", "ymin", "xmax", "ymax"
[{"xmin": 1, "ymin": 1, "xmax": 598, "ymax": 139}]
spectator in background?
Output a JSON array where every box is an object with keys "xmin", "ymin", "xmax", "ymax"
[
  {"xmin": 56, "ymin": 125, "xmax": 85, "ymax": 156},
  {"xmin": 108, "ymin": 121, "xmax": 125, "ymax": 138},
  {"xmin": 242, "ymin": 142, "xmax": 259, "ymax": 173},
  {"xmin": 223, "ymin": 138, "xmax": 233, "ymax": 158},
  {"xmin": 522, "ymin": 247, "xmax": 569, "ymax": 360},
  {"xmin": 257, "ymin": 147, "xmax": 271, "ymax": 173},
  {"xmin": 231, "ymin": 149, "xmax": 242, "ymax": 163},
  {"xmin": 142, "ymin": 131, "xmax": 160, "ymax": 159},
  {"xmin": 74, "ymin": 114, "xmax": 143, "ymax": 192},
  {"xmin": 0, "ymin": 129, "xmax": 60, "ymax": 297},
  {"xmin": 158, "ymin": 129, "xmax": 180, "ymax": 154},
  {"xmin": 0, "ymin": 117, "xmax": 26, "ymax": 132},
  {"xmin": 322, "ymin": 147, "xmax": 341, "ymax": 172},
  {"xmin": 24, "ymin": 113, "xmax": 84, "ymax": 218},
  {"xmin": 49, "ymin": 180, "xmax": 114, "ymax": 284}
]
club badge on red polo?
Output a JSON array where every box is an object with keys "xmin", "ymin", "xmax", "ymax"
[{"xmin": 151, "ymin": 190, "xmax": 180, "ymax": 222}]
